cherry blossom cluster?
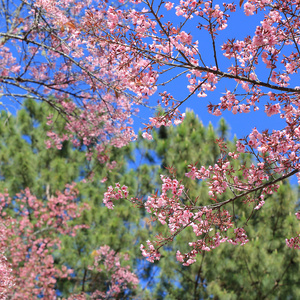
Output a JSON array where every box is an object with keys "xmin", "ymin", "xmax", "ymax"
[
  {"xmin": 87, "ymin": 245, "xmax": 139, "ymax": 299},
  {"xmin": 0, "ymin": 184, "xmax": 88, "ymax": 299},
  {"xmin": 133, "ymin": 173, "xmax": 246, "ymax": 265},
  {"xmin": 227, "ymin": 228, "xmax": 249, "ymax": 246},
  {"xmin": 174, "ymin": 0, "xmax": 235, "ymax": 30},
  {"xmin": 78, "ymin": 0, "xmax": 239, "ymax": 129},
  {"xmin": 1, "ymin": 0, "xmax": 142, "ymax": 166},
  {"xmin": 138, "ymin": 172, "xmax": 250, "ymax": 265},
  {"xmin": 286, "ymin": 235, "xmax": 300, "ymax": 251},
  {"xmin": 185, "ymin": 146, "xmax": 276, "ymax": 201},
  {"xmin": 140, "ymin": 240, "xmax": 161, "ymax": 263},
  {"xmin": 0, "ymin": 183, "xmax": 139, "ymax": 299},
  {"xmin": 103, "ymin": 183, "xmax": 129, "ymax": 209},
  {"xmin": 286, "ymin": 211, "xmax": 300, "ymax": 250},
  {"xmin": 212, "ymin": 1, "xmax": 300, "ymax": 119},
  {"xmin": 254, "ymin": 195, "xmax": 265, "ymax": 210},
  {"xmin": 286, "ymin": 234, "xmax": 300, "ymax": 250},
  {"xmin": 0, "ymin": 223, "xmax": 14, "ymax": 299},
  {"xmin": 128, "ymin": 136, "xmax": 289, "ymax": 265}
]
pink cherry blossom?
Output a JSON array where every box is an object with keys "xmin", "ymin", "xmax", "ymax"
[
  {"xmin": 165, "ymin": 2, "xmax": 174, "ymax": 11},
  {"xmin": 3, "ymin": 0, "xmax": 300, "ymax": 272}
]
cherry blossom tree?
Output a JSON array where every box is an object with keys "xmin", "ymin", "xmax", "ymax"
[
  {"xmin": 0, "ymin": 223, "xmax": 15, "ymax": 299},
  {"xmin": 0, "ymin": 185, "xmax": 138, "ymax": 299},
  {"xmin": 95, "ymin": 0, "xmax": 300, "ymax": 264},
  {"xmin": 133, "ymin": 112, "xmax": 300, "ymax": 298},
  {"xmin": 0, "ymin": 0, "xmax": 139, "ymax": 165},
  {"xmin": 0, "ymin": 101, "xmax": 143, "ymax": 298},
  {"xmin": 1, "ymin": 0, "xmax": 300, "ymax": 268},
  {"xmin": 84, "ymin": 245, "xmax": 139, "ymax": 300},
  {"xmin": 0, "ymin": 184, "xmax": 86, "ymax": 299}
]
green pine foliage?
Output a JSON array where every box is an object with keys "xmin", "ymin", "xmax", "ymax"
[{"xmin": 1, "ymin": 103, "xmax": 299, "ymax": 299}]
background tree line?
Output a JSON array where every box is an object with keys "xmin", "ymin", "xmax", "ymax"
[{"xmin": 0, "ymin": 99, "xmax": 299, "ymax": 299}]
